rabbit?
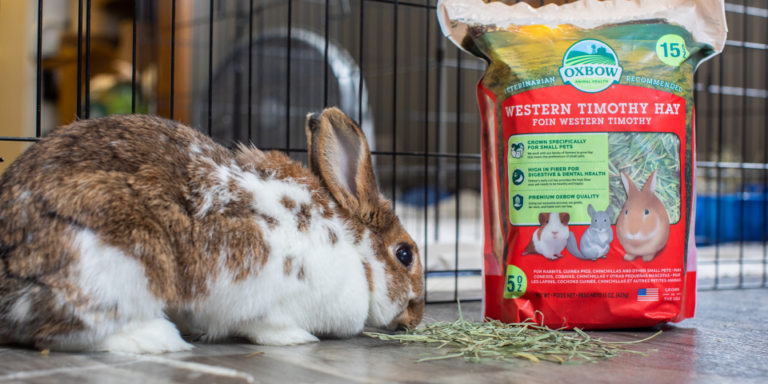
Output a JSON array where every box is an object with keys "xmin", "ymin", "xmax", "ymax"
[
  {"xmin": 616, "ymin": 170, "xmax": 670, "ymax": 262},
  {"xmin": 522, "ymin": 212, "xmax": 570, "ymax": 260},
  {"xmin": 0, "ymin": 108, "xmax": 424, "ymax": 354},
  {"xmin": 566, "ymin": 204, "xmax": 614, "ymax": 260}
]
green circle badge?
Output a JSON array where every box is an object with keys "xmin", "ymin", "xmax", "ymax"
[
  {"xmin": 504, "ymin": 265, "xmax": 527, "ymax": 299},
  {"xmin": 512, "ymin": 169, "xmax": 525, "ymax": 186},
  {"xmin": 558, "ymin": 39, "xmax": 623, "ymax": 93},
  {"xmin": 656, "ymin": 34, "xmax": 689, "ymax": 67}
]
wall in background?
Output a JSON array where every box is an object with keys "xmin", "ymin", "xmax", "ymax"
[{"xmin": 0, "ymin": 0, "xmax": 36, "ymax": 174}]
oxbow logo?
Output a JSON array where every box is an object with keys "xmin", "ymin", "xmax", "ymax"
[{"xmin": 559, "ymin": 40, "xmax": 622, "ymax": 93}]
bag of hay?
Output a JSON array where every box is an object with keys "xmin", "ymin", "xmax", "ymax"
[{"xmin": 438, "ymin": 0, "xmax": 726, "ymax": 328}]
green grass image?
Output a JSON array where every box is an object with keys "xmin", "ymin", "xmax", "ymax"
[
  {"xmin": 608, "ymin": 132, "xmax": 681, "ymax": 225},
  {"xmin": 564, "ymin": 55, "xmax": 616, "ymax": 66}
]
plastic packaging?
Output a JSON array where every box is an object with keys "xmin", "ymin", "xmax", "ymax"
[{"xmin": 438, "ymin": 0, "xmax": 726, "ymax": 328}]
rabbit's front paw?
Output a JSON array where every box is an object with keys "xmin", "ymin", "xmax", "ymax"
[
  {"xmin": 245, "ymin": 324, "xmax": 319, "ymax": 346},
  {"xmin": 543, "ymin": 254, "xmax": 558, "ymax": 260},
  {"xmin": 623, "ymin": 253, "xmax": 637, "ymax": 261},
  {"xmin": 642, "ymin": 254, "xmax": 655, "ymax": 262}
]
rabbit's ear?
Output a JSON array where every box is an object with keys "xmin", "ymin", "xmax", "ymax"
[
  {"xmin": 642, "ymin": 170, "xmax": 658, "ymax": 194},
  {"xmin": 620, "ymin": 172, "xmax": 638, "ymax": 196},
  {"xmin": 306, "ymin": 108, "xmax": 379, "ymax": 216},
  {"xmin": 587, "ymin": 204, "xmax": 596, "ymax": 218}
]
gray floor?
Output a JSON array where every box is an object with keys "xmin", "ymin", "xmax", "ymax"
[{"xmin": 0, "ymin": 289, "xmax": 766, "ymax": 384}]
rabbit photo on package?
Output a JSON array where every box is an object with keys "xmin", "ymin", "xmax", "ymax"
[
  {"xmin": 0, "ymin": 109, "xmax": 424, "ymax": 353},
  {"xmin": 438, "ymin": 0, "xmax": 727, "ymax": 328}
]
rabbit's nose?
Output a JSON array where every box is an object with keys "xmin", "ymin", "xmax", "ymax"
[{"xmin": 396, "ymin": 298, "xmax": 425, "ymax": 331}]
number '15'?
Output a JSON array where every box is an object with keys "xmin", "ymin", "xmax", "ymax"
[{"xmin": 660, "ymin": 42, "xmax": 682, "ymax": 58}]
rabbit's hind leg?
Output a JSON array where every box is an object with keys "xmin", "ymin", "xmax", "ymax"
[
  {"xmin": 35, "ymin": 318, "xmax": 192, "ymax": 354},
  {"xmin": 94, "ymin": 318, "xmax": 192, "ymax": 354},
  {"xmin": 71, "ymin": 229, "xmax": 189, "ymax": 353},
  {"xmin": 35, "ymin": 228, "xmax": 189, "ymax": 354}
]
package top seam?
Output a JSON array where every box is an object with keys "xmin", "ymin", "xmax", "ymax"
[{"xmin": 438, "ymin": 0, "xmax": 727, "ymax": 53}]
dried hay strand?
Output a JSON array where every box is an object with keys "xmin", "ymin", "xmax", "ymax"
[{"xmin": 365, "ymin": 302, "xmax": 661, "ymax": 364}]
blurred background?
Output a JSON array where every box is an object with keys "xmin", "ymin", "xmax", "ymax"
[{"xmin": 0, "ymin": 0, "xmax": 766, "ymax": 302}]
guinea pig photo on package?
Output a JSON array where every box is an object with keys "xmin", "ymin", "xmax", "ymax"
[{"xmin": 437, "ymin": 0, "xmax": 727, "ymax": 329}]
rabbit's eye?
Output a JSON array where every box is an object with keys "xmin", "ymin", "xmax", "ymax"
[
  {"xmin": 625, "ymin": 210, "xmax": 628, "ymax": 215},
  {"xmin": 395, "ymin": 245, "xmax": 413, "ymax": 267},
  {"xmin": 644, "ymin": 209, "xmax": 649, "ymax": 215}
]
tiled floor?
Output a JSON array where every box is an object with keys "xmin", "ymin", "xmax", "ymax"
[{"xmin": 1, "ymin": 289, "xmax": 766, "ymax": 384}]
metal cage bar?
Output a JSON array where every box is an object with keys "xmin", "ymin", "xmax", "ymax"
[
  {"xmin": 392, "ymin": 0, "xmax": 399, "ymax": 212},
  {"xmin": 247, "ymin": 0, "xmax": 253, "ymax": 142},
  {"xmin": 35, "ymin": 0, "xmax": 43, "ymax": 138},
  {"xmin": 739, "ymin": 4, "xmax": 748, "ymax": 288},
  {"xmin": 85, "ymin": 0, "xmax": 91, "ymax": 118},
  {"xmin": 208, "ymin": 0, "xmax": 214, "ymax": 136},
  {"xmin": 76, "ymin": 0, "xmax": 83, "ymax": 118},
  {"xmin": 422, "ymin": 0, "xmax": 430, "ymax": 303},
  {"xmin": 764, "ymin": 7, "xmax": 768, "ymax": 288},
  {"xmin": 286, "ymin": 0, "xmax": 293, "ymax": 151},
  {"xmin": 171, "ymin": 0, "xmax": 177, "ymax": 121},
  {"xmin": 131, "ymin": 0, "xmax": 137, "ymax": 113}
]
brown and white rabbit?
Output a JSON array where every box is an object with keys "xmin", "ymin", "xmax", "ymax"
[
  {"xmin": 616, "ymin": 170, "xmax": 670, "ymax": 262},
  {"xmin": 522, "ymin": 212, "xmax": 570, "ymax": 260},
  {"xmin": 0, "ymin": 108, "xmax": 424, "ymax": 353}
]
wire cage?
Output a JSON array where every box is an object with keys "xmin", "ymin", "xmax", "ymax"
[{"xmin": 0, "ymin": 0, "xmax": 766, "ymax": 306}]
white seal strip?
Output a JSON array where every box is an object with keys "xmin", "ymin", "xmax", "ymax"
[{"xmin": 438, "ymin": 0, "xmax": 727, "ymax": 53}]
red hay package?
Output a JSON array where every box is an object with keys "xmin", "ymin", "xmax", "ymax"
[{"xmin": 438, "ymin": 0, "xmax": 727, "ymax": 328}]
